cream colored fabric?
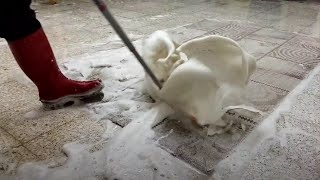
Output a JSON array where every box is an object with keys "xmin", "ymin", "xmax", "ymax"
[{"xmin": 143, "ymin": 31, "xmax": 256, "ymax": 127}]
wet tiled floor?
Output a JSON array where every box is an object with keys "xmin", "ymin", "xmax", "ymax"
[{"xmin": 0, "ymin": 0, "xmax": 320, "ymax": 178}]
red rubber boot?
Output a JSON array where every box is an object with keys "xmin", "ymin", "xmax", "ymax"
[{"xmin": 7, "ymin": 28, "xmax": 104, "ymax": 109}]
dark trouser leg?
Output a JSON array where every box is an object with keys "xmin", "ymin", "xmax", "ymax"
[{"xmin": 0, "ymin": 0, "xmax": 41, "ymax": 41}]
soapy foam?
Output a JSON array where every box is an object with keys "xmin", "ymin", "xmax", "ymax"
[{"xmin": 11, "ymin": 104, "xmax": 205, "ymax": 180}]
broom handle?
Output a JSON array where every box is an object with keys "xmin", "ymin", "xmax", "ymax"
[{"xmin": 91, "ymin": 0, "xmax": 162, "ymax": 89}]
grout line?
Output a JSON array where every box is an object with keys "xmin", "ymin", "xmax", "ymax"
[
  {"xmin": 21, "ymin": 108, "xmax": 113, "ymax": 144},
  {"xmin": 0, "ymin": 126, "xmax": 23, "ymax": 149},
  {"xmin": 241, "ymin": 26, "xmax": 265, "ymax": 39},
  {"xmin": 251, "ymin": 80, "xmax": 289, "ymax": 92},
  {"xmin": 268, "ymin": 54, "xmax": 320, "ymax": 65},
  {"xmin": 20, "ymin": 118, "xmax": 90, "ymax": 158},
  {"xmin": 22, "ymin": 120, "xmax": 72, "ymax": 144},
  {"xmin": 0, "ymin": 127, "xmax": 39, "ymax": 158},
  {"xmin": 20, "ymin": 144, "xmax": 41, "ymax": 158}
]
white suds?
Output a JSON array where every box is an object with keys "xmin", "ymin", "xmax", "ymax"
[{"xmin": 212, "ymin": 64, "xmax": 320, "ymax": 180}]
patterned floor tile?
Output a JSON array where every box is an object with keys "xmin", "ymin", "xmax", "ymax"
[
  {"xmin": 153, "ymin": 118, "xmax": 248, "ymax": 175},
  {"xmin": 207, "ymin": 22, "xmax": 261, "ymax": 41},
  {"xmin": 153, "ymin": 79, "xmax": 288, "ymax": 174},
  {"xmin": 269, "ymin": 36, "xmax": 320, "ymax": 69},
  {"xmin": 286, "ymin": 35, "xmax": 320, "ymax": 51},
  {"xmin": 210, "ymin": 109, "xmax": 262, "ymax": 151},
  {"xmin": 269, "ymin": 47, "xmax": 319, "ymax": 68}
]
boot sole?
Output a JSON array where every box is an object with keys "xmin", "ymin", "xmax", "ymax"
[{"xmin": 41, "ymin": 85, "xmax": 104, "ymax": 110}]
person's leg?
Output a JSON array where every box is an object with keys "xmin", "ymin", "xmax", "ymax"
[
  {"xmin": 0, "ymin": 1, "xmax": 104, "ymax": 109},
  {"xmin": 0, "ymin": 0, "xmax": 41, "ymax": 41}
]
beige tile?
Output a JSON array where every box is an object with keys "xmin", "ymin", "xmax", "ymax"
[
  {"xmin": 24, "ymin": 118, "xmax": 105, "ymax": 160},
  {"xmin": 0, "ymin": 81, "xmax": 38, "ymax": 116},
  {"xmin": 0, "ymin": 81, "xmax": 91, "ymax": 143},
  {"xmin": 0, "ymin": 128, "xmax": 20, "ymax": 154},
  {"xmin": 2, "ymin": 107, "xmax": 90, "ymax": 143},
  {"xmin": 0, "ymin": 67, "xmax": 11, "ymax": 85},
  {"xmin": 0, "ymin": 146, "xmax": 38, "ymax": 175}
]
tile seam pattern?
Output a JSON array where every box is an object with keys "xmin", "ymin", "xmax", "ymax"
[
  {"xmin": 21, "ymin": 120, "xmax": 74, "ymax": 145},
  {"xmin": 0, "ymin": 125, "xmax": 39, "ymax": 159},
  {"xmin": 0, "ymin": 126, "xmax": 22, "ymax": 149}
]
